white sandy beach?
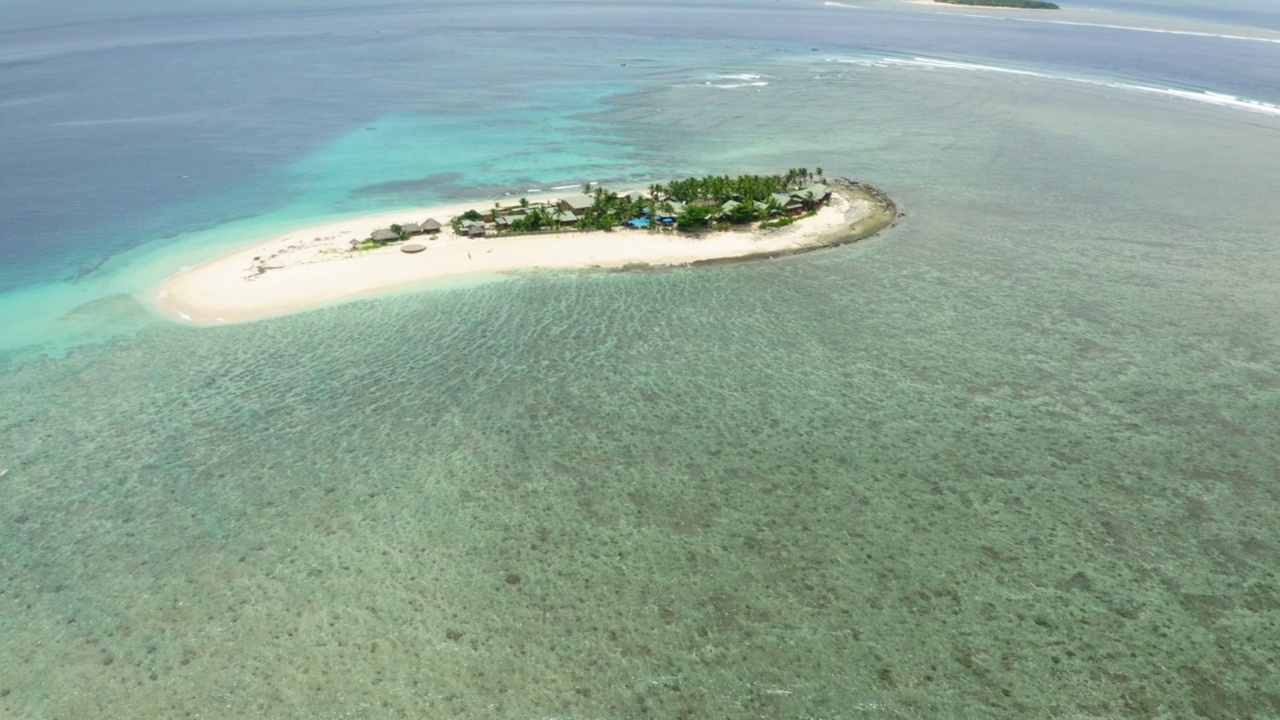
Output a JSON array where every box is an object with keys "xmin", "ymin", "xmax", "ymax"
[{"xmin": 154, "ymin": 187, "xmax": 881, "ymax": 324}]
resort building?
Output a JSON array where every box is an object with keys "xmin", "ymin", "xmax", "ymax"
[
  {"xmin": 559, "ymin": 195, "xmax": 595, "ymax": 216},
  {"xmin": 445, "ymin": 173, "xmax": 835, "ymax": 239},
  {"xmin": 793, "ymin": 183, "xmax": 831, "ymax": 206}
]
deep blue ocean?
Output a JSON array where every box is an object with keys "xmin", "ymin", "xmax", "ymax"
[
  {"xmin": 2, "ymin": 1, "xmax": 1278, "ymax": 300},
  {"xmin": 2, "ymin": 0, "xmax": 1279, "ymax": 716}
]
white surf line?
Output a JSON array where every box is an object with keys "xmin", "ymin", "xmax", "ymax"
[
  {"xmin": 829, "ymin": 56, "xmax": 1280, "ymax": 118},
  {"xmin": 702, "ymin": 71, "xmax": 773, "ymax": 89},
  {"xmin": 1005, "ymin": 17, "xmax": 1280, "ymax": 44},
  {"xmin": 821, "ymin": 1, "xmax": 1280, "ymax": 45}
]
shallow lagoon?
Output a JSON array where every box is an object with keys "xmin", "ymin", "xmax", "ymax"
[{"xmin": 1, "ymin": 1, "xmax": 1279, "ymax": 716}]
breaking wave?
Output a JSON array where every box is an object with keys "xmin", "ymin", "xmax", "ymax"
[
  {"xmin": 1003, "ymin": 17, "xmax": 1280, "ymax": 45},
  {"xmin": 690, "ymin": 73, "xmax": 771, "ymax": 89},
  {"xmin": 829, "ymin": 56, "xmax": 1280, "ymax": 118}
]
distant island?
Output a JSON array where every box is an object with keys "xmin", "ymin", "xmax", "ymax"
[
  {"xmin": 155, "ymin": 169, "xmax": 899, "ymax": 324},
  {"xmin": 936, "ymin": 0, "xmax": 1059, "ymax": 8}
]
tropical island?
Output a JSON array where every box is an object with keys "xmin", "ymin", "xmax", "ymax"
[
  {"xmin": 934, "ymin": 0, "xmax": 1059, "ymax": 8},
  {"xmin": 155, "ymin": 169, "xmax": 898, "ymax": 324},
  {"xmin": 450, "ymin": 168, "xmax": 841, "ymax": 238}
]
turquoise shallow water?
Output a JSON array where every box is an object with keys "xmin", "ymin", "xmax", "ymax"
[
  {"xmin": 3, "ymin": 232, "xmax": 1278, "ymax": 716},
  {"xmin": 3, "ymin": 2, "xmax": 1280, "ymax": 717},
  {"xmin": 0, "ymin": 88, "xmax": 642, "ymax": 364}
]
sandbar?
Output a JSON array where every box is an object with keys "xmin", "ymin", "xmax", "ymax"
[{"xmin": 154, "ymin": 180, "xmax": 896, "ymax": 325}]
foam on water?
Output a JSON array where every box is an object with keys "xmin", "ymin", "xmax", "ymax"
[
  {"xmin": 1006, "ymin": 16, "xmax": 1280, "ymax": 43},
  {"xmin": 685, "ymin": 72, "xmax": 773, "ymax": 90},
  {"xmin": 827, "ymin": 55, "xmax": 1280, "ymax": 117}
]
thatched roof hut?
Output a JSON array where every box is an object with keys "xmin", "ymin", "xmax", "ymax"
[
  {"xmin": 371, "ymin": 228, "xmax": 399, "ymax": 242},
  {"xmin": 421, "ymin": 218, "xmax": 442, "ymax": 233}
]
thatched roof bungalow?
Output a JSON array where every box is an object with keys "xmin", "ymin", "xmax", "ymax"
[{"xmin": 370, "ymin": 228, "xmax": 399, "ymax": 242}]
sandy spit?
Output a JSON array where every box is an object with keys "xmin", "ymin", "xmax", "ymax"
[{"xmin": 153, "ymin": 181, "xmax": 896, "ymax": 325}]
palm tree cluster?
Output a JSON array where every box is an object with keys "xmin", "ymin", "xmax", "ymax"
[
  {"xmin": 456, "ymin": 168, "xmax": 830, "ymax": 236},
  {"xmin": 659, "ymin": 168, "xmax": 823, "ymax": 204},
  {"xmin": 577, "ymin": 185, "xmax": 651, "ymax": 231},
  {"xmin": 505, "ymin": 205, "xmax": 559, "ymax": 232},
  {"xmin": 576, "ymin": 168, "xmax": 827, "ymax": 230}
]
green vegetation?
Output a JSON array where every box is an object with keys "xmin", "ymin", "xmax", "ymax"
[
  {"xmin": 506, "ymin": 205, "xmax": 557, "ymax": 232},
  {"xmin": 674, "ymin": 204, "xmax": 718, "ymax": 230},
  {"xmin": 936, "ymin": 0, "xmax": 1059, "ymax": 8},
  {"xmin": 661, "ymin": 168, "xmax": 823, "ymax": 204},
  {"xmin": 759, "ymin": 210, "xmax": 816, "ymax": 230},
  {"xmin": 577, "ymin": 187, "xmax": 648, "ymax": 231},
  {"xmin": 350, "ymin": 238, "xmax": 386, "ymax": 252},
  {"xmin": 457, "ymin": 168, "xmax": 834, "ymax": 235}
]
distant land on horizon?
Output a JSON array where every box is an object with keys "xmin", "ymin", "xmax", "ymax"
[{"xmin": 936, "ymin": 0, "xmax": 1060, "ymax": 9}]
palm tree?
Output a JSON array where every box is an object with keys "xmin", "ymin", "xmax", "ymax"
[{"xmin": 764, "ymin": 195, "xmax": 783, "ymax": 219}]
